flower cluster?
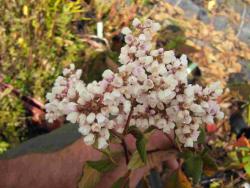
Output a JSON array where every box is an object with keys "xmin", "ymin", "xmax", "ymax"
[{"xmin": 45, "ymin": 18, "xmax": 224, "ymax": 149}]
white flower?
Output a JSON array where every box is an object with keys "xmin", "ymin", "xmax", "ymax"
[
  {"xmin": 69, "ymin": 64, "xmax": 75, "ymax": 70},
  {"xmin": 184, "ymin": 138, "xmax": 194, "ymax": 147},
  {"xmin": 109, "ymin": 106, "xmax": 119, "ymax": 115},
  {"xmin": 79, "ymin": 114, "xmax": 86, "ymax": 125},
  {"xmin": 78, "ymin": 125, "xmax": 91, "ymax": 135},
  {"xmin": 46, "ymin": 18, "xmax": 224, "ymax": 149},
  {"xmin": 52, "ymin": 86, "xmax": 65, "ymax": 94},
  {"xmin": 128, "ymin": 76, "xmax": 137, "ymax": 85},
  {"xmin": 175, "ymin": 70, "xmax": 187, "ymax": 83},
  {"xmin": 98, "ymin": 137, "xmax": 108, "ymax": 149},
  {"xmin": 180, "ymin": 54, "xmax": 188, "ymax": 66},
  {"xmin": 100, "ymin": 128, "xmax": 110, "ymax": 140},
  {"xmin": 119, "ymin": 54, "xmax": 131, "ymax": 64},
  {"xmin": 62, "ymin": 102, "xmax": 77, "ymax": 114},
  {"xmin": 77, "ymin": 97, "xmax": 86, "ymax": 105},
  {"xmin": 112, "ymin": 76, "xmax": 123, "ymax": 87},
  {"xmin": 141, "ymin": 118, "xmax": 149, "ymax": 129},
  {"xmin": 96, "ymin": 113, "xmax": 106, "ymax": 124},
  {"xmin": 124, "ymin": 35, "xmax": 134, "ymax": 45},
  {"xmin": 75, "ymin": 69, "xmax": 82, "ymax": 79},
  {"xmin": 79, "ymin": 89, "xmax": 92, "ymax": 101},
  {"xmin": 67, "ymin": 88, "xmax": 76, "ymax": 98},
  {"xmin": 190, "ymin": 124, "xmax": 199, "ymax": 130},
  {"xmin": 190, "ymin": 104, "xmax": 205, "ymax": 114},
  {"xmin": 149, "ymin": 116, "xmax": 155, "ymax": 126},
  {"xmin": 157, "ymin": 102, "xmax": 165, "ymax": 110},
  {"xmin": 203, "ymin": 115, "xmax": 214, "ymax": 124},
  {"xmin": 156, "ymin": 118, "xmax": 167, "ymax": 129},
  {"xmin": 182, "ymin": 126, "xmax": 191, "ymax": 134},
  {"xmin": 138, "ymin": 34, "xmax": 146, "ymax": 41},
  {"xmin": 86, "ymin": 113, "xmax": 95, "ymax": 124},
  {"xmin": 191, "ymin": 131, "xmax": 200, "ymax": 141},
  {"xmin": 163, "ymin": 50, "xmax": 175, "ymax": 64},
  {"xmin": 168, "ymin": 122, "xmax": 175, "ymax": 129},
  {"xmin": 133, "ymin": 66, "xmax": 147, "ymax": 81},
  {"xmin": 143, "ymin": 79, "xmax": 154, "ymax": 90},
  {"xmin": 107, "ymin": 120, "xmax": 115, "ymax": 129},
  {"xmin": 123, "ymin": 100, "xmax": 131, "ymax": 113},
  {"xmin": 216, "ymin": 111, "xmax": 224, "ymax": 120},
  {"xmin": 75, "ymin": 81, "xmax": 86, "ymax": 93},
  {"xmin": 84, "ymin": 134, "xmax": 95, "ymax": 145},
  {"xmin": 164, "ymin": 89, "xmax": 176, "ymax": 101},
  {"xmin": 151, "ymin": 22, "xmax": 161, "ymax": 32},
  {"xmin": 102, "ymin": 69, "xmax": 114, "ymax": 80},
  {"xmin": 92, "ymin": 123, "xmax": 102, "ymax": 132},
  {"xmin": 66, "ymin": 112, "xmax": 79, "ymax": 123},
  {"xmin": 132, "ymin": 18, "xmax": 141, "ymax": 27},
  {"xmin": 129, "ymin": 46, "xmax": 137, "ymax": 53},
  {"xmin": 184, "ymin": 85, "xmax": 193, "ymax": 94},
  {"xmin": 111, "ymin": 90, "xmax": 121, "ymax": 98},
  {"xmin": 150, "ymin": 50, "xmax": 159, "ymax": 57},
  {"xmin": 121, "ymin": 27, "xmax": 132, "ymax": 35},
  {"xmin": 46, "ymin": 93, "xmax": 53, "ymax": 101},
  {"xmin": 63, "ymin": 68, "xmax": 71, "ymax": 76}
]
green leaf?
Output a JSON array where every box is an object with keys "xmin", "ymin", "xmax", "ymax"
[
  {"xmin": 244, "ymin": 162, "xmax": 250, "ymax": 175},
  {"xmin": 243, "ymin": 156, "xmax": 250, "ymax": 175},
  {"xmin": 128, "ymin": 126, "xmax": 143, "ymax": 138},
  {"xmin": 111, "ymin": 176, "xmax": 129, "ymax": 188},
  {"xmin": 165, "ymin": 169, "xmax": 192, "ymax": 188},
  {"xmin": 136, "ymin": 136, "xmax": 147, "ymax": 163},
  {"xmin": 202, "ymin": 154, "xmax": 218, "ymax": 176},
  {"xmin": 78, "ymin": 165, "xmax": 101, "ymax": 188},
  {"xmin": 144, "ymin": 126, "xmax": 155, "ymax": 133},
  {"xmin": 128, "ymin": 126, "xmax": 147, "ymax": 163},
  {"xmin": 183, "ymin": 155, "xmax": 203, "ymax": 184},
  {"xmin": 197, "ymin": 127, "xmax": 206, "ymax": 144},
  {"xmin": 128, "ymin": 151, "xmax": 145, "ymax": 170},
  {"xmin": 179, "ymin": 151, "xmax": 193, "ymax": 160},
  {"xmin": 86, "ymin": 159, "xmax": 117, "ymax": 173}
]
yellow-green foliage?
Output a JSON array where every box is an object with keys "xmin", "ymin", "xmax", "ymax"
[
  {"xmin": 0, "ymin": 0, "xmax": 88, "ymax": 150},
  {"xmin": 0, "ymin": 0, "xmax": 87, "ymax": 98},
  {"xmin": 0, "ymin": 90, "xmax": 25, "ymax": 153}
]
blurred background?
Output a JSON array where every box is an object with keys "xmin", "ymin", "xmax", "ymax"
[{"xmin": 0, "ymin": 0, "xmax": 250, "ymax": 160}]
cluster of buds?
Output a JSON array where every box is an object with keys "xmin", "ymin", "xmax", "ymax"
[{"xmin": 45, "ymin": 18, "xmax": 224, "ymax": 149}]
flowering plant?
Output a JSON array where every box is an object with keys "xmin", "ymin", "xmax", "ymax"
[{"xmin": 45, "ymin": 18, "xmax": 224, "ymax": 186}]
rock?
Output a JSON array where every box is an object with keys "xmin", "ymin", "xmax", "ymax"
[
  {"xmin": 239, "ymin": 60, "xmax": 250, "ymax": 81},
  {"xmin": 165, "ymin": 0, "xmax": 201, "ymax": 18},
  {"xmin": 165, "ymin": 0, "xmax": 178, "ymax": 5},
  {"xmin": 178, "ymin": 1, "xmax": 201, "ymax": 18},
  {"xmin": 238, "ymin": 24, "xmax": 250, "ymax": 45},
  {"xmin": 213, "ymin": 15, "xmax": 229, "ymax": 30},
  {"xmin": 226, "ymin": 0, "xmax": 250, "ymax": 44},
  {"xmin": 226, "ymin": 0, "xmax": 245, "ymax": 14},
  {"xmin": 197, "ymin": 8, "xmax": 211, "ymax": 24}
]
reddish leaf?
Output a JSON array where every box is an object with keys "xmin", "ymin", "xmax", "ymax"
[
  {"xmin": 165, "ymin": 169, "xmax": 192, "ymax": 188},
  {"xmin": 206, "ymin": 124, "xmax": 217, "ymax": 133},
  {"xmin": 234, "ymin": 136, "xmax": 250, "ymax": 147}
]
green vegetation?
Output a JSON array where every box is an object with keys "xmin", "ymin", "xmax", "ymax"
[{"xmin": 0, "ymin": 0, "xmax": 88, "ymax": 152}]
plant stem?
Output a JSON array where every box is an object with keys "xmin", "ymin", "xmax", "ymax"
[
  {"xmin": 121, "ymin": 170, "xmax": 131, "ymax": 188},
  {"xmin": 165, "ymin": 133, "xmax": 175, "ymax": 146},
  {"xmin": 110, "ymin": 129, "xmax": 123, "ymax": 140},
  {"xmin": 123, "ymin": 104, "xmax": 134, "ymax": 136},
  {"xmin": 122, "ymin": 139, "xmax": 130, "ymax": 164},
  {"xmin": 165, "ymin": 133, "xmax": 182, "ymax": 152},
  {"xmin": 110, "ymin": 129, "xmax": 130, "ymax": 164}
]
